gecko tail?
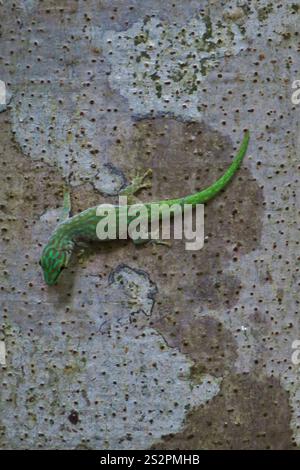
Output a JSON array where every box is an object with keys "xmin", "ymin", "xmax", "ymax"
[{"xmin": 165, "ymin": 131, "xmax": 250, "ymax": 207}]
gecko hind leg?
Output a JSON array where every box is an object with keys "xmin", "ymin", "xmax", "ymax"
[{"xmin": 120, "ymin": 169, "xmax": 152, "ymax": 205}]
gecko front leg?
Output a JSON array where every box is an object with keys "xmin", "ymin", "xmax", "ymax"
[
  {"xmin": 59, "ymin": 188, "xmax": 72, "ymax": 222},
  {"xmin": 59, "ymin": 188, "xmax": 89, "ymax": 263}
]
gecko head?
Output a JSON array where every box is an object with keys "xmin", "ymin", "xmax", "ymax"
[{"xmin": 39, "ymin": 240, "xmax": 73, "ymax": 286}]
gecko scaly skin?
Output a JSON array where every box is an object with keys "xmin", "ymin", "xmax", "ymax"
[{"xmin": 40, "ymin": 131, "xmax": 250, "ymax": 285}]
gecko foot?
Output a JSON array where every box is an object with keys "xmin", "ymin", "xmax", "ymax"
[{"xmin": 120, "ymin": 168, "xmax": 153, "ymax": 201}]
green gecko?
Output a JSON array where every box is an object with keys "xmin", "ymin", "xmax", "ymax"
[{"xmin": 40, "ymin": 131, "xmax": 250, "ymax": 285}]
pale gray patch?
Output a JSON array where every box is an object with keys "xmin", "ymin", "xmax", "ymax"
[
  {"xmin": 102, "ymin": 15, "xmax": 247, "ymax": 119},
  {"xmin": 189, "ymin": 374, "xmax": 222, "ymax": 406},
  {"xmin": 93, "ymin": 163, "xmax": 127, "ymax": 196},
  {"xmin": 108, "ymin": 264, "xmax": 158, "ymax": 317},
  {"xmin": 38, "ymin": 209, "xmax": 62, "ymax": 242},
  {"xmin": 10, "ymin": 80, "xmax": 132, "ymax": 190},
  {"xmin": 0, "ymin": 320, "xmax": 220, "ymax": 449},
  {"xmin": 0, "ymin": 87, "xmax": 11, "ymax": 113}
]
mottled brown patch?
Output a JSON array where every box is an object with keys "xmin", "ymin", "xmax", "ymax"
[
  {"xmin": 154, "ymin": 315, "xmax": 237, "ymax": 379},
  {"xmin": 71, "ymin": 182, "xmax": 108, "ymax": 214},
  {"xmin": 152, "ymin": 373, "xmax": 294, "ymax": 450},
  {"xmin": 196, "ymin": 273, "xmax": 242, "ymax": 310},
  {"xmin": 0, "ymin": 113, "xmax": 65, "ymax": 241}
]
